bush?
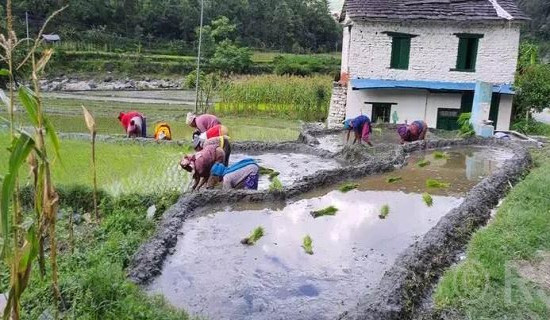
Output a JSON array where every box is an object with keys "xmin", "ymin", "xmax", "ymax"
[
  {"xmin": 512, "ymin": 118, "xmax": 550, "ymax": 136},
  {"xmin": 273, "ymin": 54, "xmax": 339, "ymax": 76},
  {"xmin": 210, "ymin": 40, "xmax": 252, "ymax": 74}
]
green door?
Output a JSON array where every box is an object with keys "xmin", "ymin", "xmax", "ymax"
[
  {"xmin": 489, "ymin": 93, "xmax": 500, "ymax": 128},
  {"xmin": 437, "ymin": 108, "xmax": 460, "ymax": 131}
]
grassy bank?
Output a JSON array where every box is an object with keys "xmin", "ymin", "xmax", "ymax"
[
  {"xmin": 0, "ymin": 192, "xmax": 187, "ymax": 319},
  {"xmin": 433, "ymin": 148, "xmax": 550, "ymax": 318}
]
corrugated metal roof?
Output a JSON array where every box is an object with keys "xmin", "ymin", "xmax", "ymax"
[{"xmin": 350, "ymin": 78, "xmax": 515, "ymax": 94}]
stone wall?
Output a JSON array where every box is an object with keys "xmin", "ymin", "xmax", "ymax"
[
  {"xmin": 327, "ymin": 82, "xmax": 348, "ymax": 129},
  {"xmin": 348, "ymin": 20, "xmax": 521, "ymax": 84}
]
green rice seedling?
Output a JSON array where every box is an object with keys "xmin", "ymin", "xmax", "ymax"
[
  {"xmin": 417, "ymin": 159, "xmax": 431, "ymax": 167},
  {"xmin": 379, "ymin": 204, "xmax": 390, "ymax": 219},
  {"xmin": 268, "ymin": 171, "xmax": 280, "ymax": 181},
  {"xmin": 259, "ymin": 166, "xmax": 275, "ymax": 175},
  {"xmin": 426, "ymin": 179, "xmax": 450, "ymax": 189},
  {"xmin": 269, "ymin": 177, "xmax": 283, "ymax": 192},
  {"xmin": 433, "ymin": 151, "xmax": 450, "ymax": 160},
  {"xmin": 302, "ymin": 235, "xmax": 314, "ymax": 255},
  {"xmin": 241, "ymin": 226, "xmax": 265, "ymax": 245},
  {"xmin": 422, "ymin": 193, "xmax": 434, "ymax": 207},
  {"xmin": 311, "ymin": 206, "xmax": 338, "ymax": 218},
  {"xmin": 339, "ymin": 182, "xmax": 359, "ymax": 193},
  {"xmin": 386, "ymin": 176, "xmax": 403, "ymax": 184}
]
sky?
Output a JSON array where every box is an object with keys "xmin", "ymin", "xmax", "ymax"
[{"xmin": 330, "ymin": 0, "xmax": 344, "ymax": 12}]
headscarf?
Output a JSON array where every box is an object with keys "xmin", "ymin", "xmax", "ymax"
[
  {"xmin": 211, "ymin": 158, "xmax": 258, "ymax": 177},
  {"xmin": 186, "ymin": 112, "xmax": 197, "ymax": 126},
  {"xmin": 343, "ymin": 119, "xmax": 352, "ymax": 130},
  {"xmin": 397, "ymin": 125, "xmax": 409, "ymax": 139}
]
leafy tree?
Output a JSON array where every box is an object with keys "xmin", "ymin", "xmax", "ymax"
[{"xmin": 210, "ymin": 40, "xmax": 252, "ymax": 74}]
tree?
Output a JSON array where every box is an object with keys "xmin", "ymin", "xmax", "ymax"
[
  {"xmin": 184, "ymin": 70, "xmax": 222, "ymax": 113},
  {"xmin": 210, "ymin": 40, "xmax": 252, "ymax": 74}
]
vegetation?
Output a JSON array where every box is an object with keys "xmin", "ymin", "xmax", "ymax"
[
  {"xmin": 433, "ymin": 149, "xmax": 550, "ymax": 319},
  {"xmin": 426, "ymin": 179, "xmax": 451, "ymax": 189},
  {"xmin": 433, "ymin": 151, "xmax": 450, "ymax": 160},
  {"xmin": 259, "ymin": 167, "xmax": 280, "ymax": 181},
  {"xmin": 273, "ymin": 54, "xmax": 339, "ymax": 76},
  {"xmin": 241, "ymin": 227, "xmax": 265, "ymax": 246},
  {"xmin": 457, "ymin": 113, "xmax": 475, "ymax": 138},
  {"xmin": 379, "ymin": 204, "xmax": 390, "ymax": 219},
  {"xmin": 339, "ymin": 182, "xmax": 359, "ymax": 193},
  {"xmin": 9, "ymin": 0, "xmax": 340, "ymax": 54},
  {"xmin": 417, "ymin": 159, "xmax": 431, "ymax": 168},
  {"xmin": 311, "ymin": 206, "xmax": 338, "ymax": 218},
  {"xmin": 268, "ymin": 177, "xmax": 283, "ymax": 192},
  {"xmin": 302, "ymin": 235, "xmax": 314, "ymax": 255},
  {"xmin": 386, "ymin": 176, "xmax": 403, "ymax": 184},
  {"xmin": 422, "ymin": 193, "xmax": 434, "ymax": 207},
  {"xmin": 512, "ymin": 118, "xmax": 550, "ymax": 136},
  {"xmin": 216, "ymin": 75, "xmax": 332, "ymax": 121}
]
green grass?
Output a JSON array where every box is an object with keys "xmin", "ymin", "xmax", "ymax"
[
  {"xmin": 0, "ymin": 194, "xmax": 186, "ymax": 319},
  {"xmin": 339, "ymin": 182, "xmax": 359, "ymax": 193},
  {"xmin": 3, "ymin": 97, "xmax": 301, "ymax": 142},
  {"xmin": 433, "ymin": 149, "xmax": 550, "ymax": 319},
  {"xmin": 311, "ymin": 206, "xmax": 338, "ymax": 218},
  {"xmin": 0, "ymin": 133, "xmax": 190, "ymax": 195},
  {"xmin": 386, "ymin": 176, "xmax": 403, "ymax": 184},
  {"xmin": 241, "ymin": 227, "xmax": 265, "ymax": 245},
  {"xmin": 379, "ymin": 204, "xmax": 390, "ymax": 219},
  {"xmin": 426, "ymin": 179, "xmax": 451, "ymax": 189},
  {"xmin": 422, "ymin": 192, "xmax": 434, "ymax": 207},
  {"xmin": 302, "ymin": 235, "xmax": 314, "ymax": 255},
  {"xmin": 417, "ymin": 159, "xmax": 431, "ymax": 168}
]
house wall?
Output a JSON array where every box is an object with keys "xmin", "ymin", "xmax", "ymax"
[
  {"xmin": 348, "ymin": 20, "xmax": 521, "ymax": 84},
  {"xmin": 346, "ymin": 88, "xmax": 462, "ymax": 127}
]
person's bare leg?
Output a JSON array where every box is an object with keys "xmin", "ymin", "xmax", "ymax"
[{"xmin": 420, "ymin": 123, "xmax": 428, "ymax": 140}]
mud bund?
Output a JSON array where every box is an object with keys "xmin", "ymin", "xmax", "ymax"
[{"xmin": 128, "ymin": 126, "xmax": 532, "ymax": 320}]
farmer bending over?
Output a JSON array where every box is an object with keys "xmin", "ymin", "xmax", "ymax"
[
  {"xmin": 397, "ymin": 120, "xmax": 428, "ymax": 144},
  {"xmin": 186, "ymin": 112, "xmax": 221, "ymax": 134},
  {"xmin": 180, "ymin": 145, "xmax": 225, "ymax": 191},
  {"xmin": 118, "ymin": 111, "xmax": 146, "ymax": 138},
  {"xmin": 344, "ymin": 115, "xmax": 373, "ymax": 146},
  {"xmin": 194, "ymin": 134, "xmax": 231, "ymax": 166},
  {"xmin": 208, "ymin": 158, "xmax": 260, "ymax": 190}
]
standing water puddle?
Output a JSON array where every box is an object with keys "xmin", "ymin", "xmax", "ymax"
[
  {"xmin": 148, "ymin": 147, "xmax": 513, "ymax": 319},
  {"xmin": 231, "ymin": 153, "xmax": 341, "ymax": 190}
]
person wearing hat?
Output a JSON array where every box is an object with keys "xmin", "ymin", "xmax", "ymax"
[
  {"xmin": 186, "ymin": 112, "xmax": 221, "ymax": 133},
  {"xmin": 118, "ymin": 111, "xmax": 146, "ymax": 138},
  {"xmin": 397, "ymin": 120, "xmax": 428, "ymax": 144},
  {"xmin": 208, "ymin": 158, "xmax": 260, "ymax": 190},
  {"xmin": 193, "ymin": 134, "xmax": 231, "ymax": 166},
  {"xmin": 344, "ymin": 115, "xmax": 373, "ymax": 146}
]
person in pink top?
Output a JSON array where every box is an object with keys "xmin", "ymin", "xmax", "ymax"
[{"xmin": 186, "ymin": 112, "xmax": 221, "ymax": 133}]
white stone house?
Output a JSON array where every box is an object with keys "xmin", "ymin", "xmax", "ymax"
[{"xmin": 328, "ymin": 0, "xmax": 529, "ymax": 131}]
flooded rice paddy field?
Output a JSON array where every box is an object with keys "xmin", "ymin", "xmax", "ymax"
[
  {"xmin": 231, "ymin": 153, "xmax": 341, "ymax": 190},
  {"xmin": 148, "ymin": 146, "xmax": 514, "ymax": 319}
]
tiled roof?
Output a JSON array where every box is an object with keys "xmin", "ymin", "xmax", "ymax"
[{"xmin": 342, "ymin": 0, "xmax": 529, "ymax": 22}]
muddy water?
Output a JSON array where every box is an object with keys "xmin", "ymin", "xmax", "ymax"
[
  {"xmin": 316, "ymin": 130, "xmax": 440, "ymax": 153},
  {"xmin": 231, "ymin": 153, "xmax": 341, "ymax": 190},
  {"xmin": 148, "ymin": 191, "xmax": 462, "ymax": 320},
  {"xmin": 147, "ymin": 146, "xmax": 513, "ymax": 319}
]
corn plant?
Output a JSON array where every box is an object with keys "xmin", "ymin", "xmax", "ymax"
[
  {"xmin": 82, "ymin": 106, "xmax": 99, "ymax": 221},
  {"xmin": 302, "ymin": 235, "xmax": 313, "ymax": 255},
  {"xmin": 0, "ymin": 4, "xmax": 66, "ymax": 319}
]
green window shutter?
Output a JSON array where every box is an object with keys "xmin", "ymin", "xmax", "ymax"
[
  {"xmin": 468, "ymin": 38, "xmax": 479, "ymax": 70},
  {"xmin": 399, "ymin": 37, "xmax": 411, "ymax": 69},
  {"xmin": 391, "ymin": 37, "xmax": 401, "ymax": 69},
  {"xmin": 456, "ymin": 38, "xmax": 468, "ymax": 70},
  {"xmin": 391, "ymin": 37, "xmax": 411, "ymax": 69}
]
